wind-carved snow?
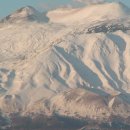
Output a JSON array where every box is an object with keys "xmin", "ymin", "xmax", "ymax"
[{"xmin": 0, "ymin": 2, "xmax": 130, "ymax": 120}]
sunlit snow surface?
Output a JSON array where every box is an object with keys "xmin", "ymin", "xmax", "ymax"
[{"xmin": 0, "ymin": 2, "xmax": 130, "ymax": 120}]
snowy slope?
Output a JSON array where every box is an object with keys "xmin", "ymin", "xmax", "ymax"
[
  {"xmin": 0, "ymin": 2, "xmax": 130, "ymax": 120},
  {"xmin": 50, "ymin": 88, "xmax": 130, "ymax": 119},
  {"xmin": 47, "ymin": 2, "xmax": 130, "ymax": 25},
  {"xmin": 0, "ymin": 6, "xmax": 49, "ymax": 23}
]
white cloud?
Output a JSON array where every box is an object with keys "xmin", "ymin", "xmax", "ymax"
[{"xmin": 74, "ymin": 0, "xmax": 105, "ymax": 5}]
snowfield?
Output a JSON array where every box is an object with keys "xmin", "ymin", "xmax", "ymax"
[{"xmin": 0, "ymin": 2, "xmax": 130, "ymax": 120}]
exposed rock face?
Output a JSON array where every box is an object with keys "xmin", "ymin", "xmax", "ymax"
[{"xmin": 87, "ymin": 23, "xmax": 130, "ymax": 33}]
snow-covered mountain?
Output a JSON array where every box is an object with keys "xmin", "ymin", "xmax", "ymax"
[
  {"xmin": 0, "ymin": 2, "xmax": 130, "ymax": 121},
  {"xmin": 0, "ymin": 6, "xmax": 49, "ymax": 23},
  {"xmin": 47, "ymin": 2, "xmax": 130, "ymax": 25}
]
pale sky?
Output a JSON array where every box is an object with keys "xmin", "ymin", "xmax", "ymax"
[{"xmin": 0, "ymin": 0, "xmax": 130, "ymax": 19}]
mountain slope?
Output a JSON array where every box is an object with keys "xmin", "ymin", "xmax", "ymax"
[
  {"xmin": 47, "ymin": 2, "xmax": 130, "ymax": 25},
  {"xmin": 0, "ymin": 6, "xmax": 49, "ymax": 23},
  {"xmin": 0, "ymin": 2, "xmax": 130, "ymax": 120},
  {"xmin": 50, "ymin": 88, "xmax": 130, "ymax": 119}
]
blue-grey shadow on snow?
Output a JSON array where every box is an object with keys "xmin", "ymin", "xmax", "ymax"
[
  {"xmin": 107, "ymin": 34, "xmax": 126, "ymax": 52},
  {"xmin": 105, "ymin": 65, "xmax": 124, "ymax": 91},
  {"xmin": 41, "ymin": 11, "xmax": 49, "ymax": 23},
  {"xmin": 0, "ymin": 68, "xmax": 15, "ymax": 88},
  {"xmin": 54, "ymin": 46, "xmax": 102, "ymax": 88},
  {"xmin": 52, "ymin": 69, "xmax": 69, "ymax": 87},
  {"xmin": 106, "ymin": 34, "xmax": 126, "ymax": 92},
  {"xmin": 93, "ymin": 60, "xmax": 123, "ymax": 92}
]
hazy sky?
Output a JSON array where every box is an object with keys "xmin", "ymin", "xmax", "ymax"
[{"xmin": 0, "ymin": 0, "xmax": 130, "ymax": 19}]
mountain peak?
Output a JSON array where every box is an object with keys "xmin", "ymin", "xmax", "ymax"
[
  {"xmin": 47, "ymin": 2, "xmax": 130, "ymax": 25},
  {"xmin": 1, "ymin": 6, "xmax": 49, "ymax": 23},
  {"xmin": 15, "ymin": 6, "xmax": 37, "ymax": 15},
  {"xmin": 17, "ymin": 6, "xmax": 34, "ymax": 11}
]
